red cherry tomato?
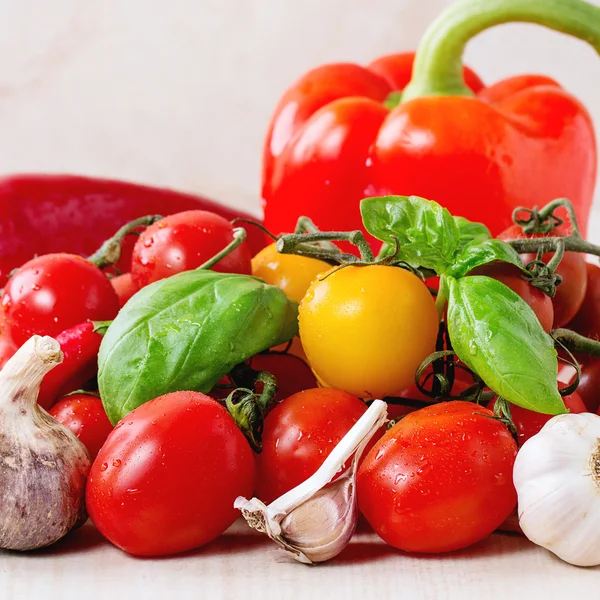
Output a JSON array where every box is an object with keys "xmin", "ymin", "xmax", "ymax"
[
  {"xmin": 567, "ymin": 262, "xmax": 600, "ymax": 340},
  {"xmin": 1, "ymin": 254, "xmax": 119, "ymax": 346},
  {"xmin": 561, "ymin": 355, "xmax": 600, "ymax": 413},
  {"xmin": 248, "ymin": 353, "xmax": 317, "ymax": 402},
  {"xmin": 131, "ymin": 210, "xmax": 252, "ymax": 288},
  {"xmin": 49, "ymin": 394, "xmax": 113, "ymax": 459},
  {"xmin": 110, "ymin": 273, "xmax": 137, "ymax": 308},
  {"xmin": 468, "ymin": 262, "xmax": 554, "ymax": 332},
  {"xmin": 255, "ymin": 388, "xmax": 367, "ymax": 504},
  {"xmin": 488, "ymin": 389, "xmax": 586, "ymax": 446},
  {"xmin": 86, "ymin": 391, "xmax": 255, "ymax": 557},
  {"xmin": 499, "ymin": 225, "xmax": 587, "ymax": 327},
  {"xmin": 357, "ymin": 401, "xmax": 518, "ymax": 553},
  {"xmin": 0, "ymin": 336, "xmax": 16, "ymax": 370}
]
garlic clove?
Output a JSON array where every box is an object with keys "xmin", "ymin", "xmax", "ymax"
[
  {"xmin": 0, "ymin": 336, "xmax": 91, "ymax": 551},
  {"xmin": 514, "ymin": 412, "xmax": 600, "ymax": 567},
  {"xmin": 235, "ymin": 399, "xmax": 387, "ymax": 564}
]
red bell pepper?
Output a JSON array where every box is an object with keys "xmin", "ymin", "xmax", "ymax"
[
  {"xmin": 0, "ymin": 174, "xmax": 265, "ymax": 285},
  {"xmin": 263, "ymin": 0, "xmax": 598, "ymax": 239}
]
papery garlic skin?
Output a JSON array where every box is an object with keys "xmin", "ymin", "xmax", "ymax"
[
  {"xmin": 235, "ymin": 399, "xmax": 387, "ymax": 564},
  {"xmin": 0, "ymin": 336, "xmax": 91, "ymax": 551},
  {"xmin": 514, "ymin": 412, "xmax": 600, "ymax": 567}
]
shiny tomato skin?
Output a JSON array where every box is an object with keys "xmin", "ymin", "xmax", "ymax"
[
  {"xmin": 498, "ymin": 225, "xmax": 587, "ymax": 327},
  {"xmin": 1, "ymin": 254, "xmax": 119, "ymax": 346},
  {"xmin": 0, "ymin": 335, "xmax": 16, "ymax": 370},
  {"xmin": 563, "ymin": 354, "xmax": 600, "ymax": 413},
  {"xmin": 86, "ymin": 391, "xmax": 255, "ymax": 557},
  {"xmin": 49, "ymin": 394, "xmax": 113, "ymax": 459},
  {"xmin": 131, "ymin": 210, "xmax": 252, "ymax": 288},
  {"xmin": 567, "ymin": 262, "xmax": 600, "ymax": 340},
  {"xmin": 255, "ymin": 388, "xmax": 367, "ymax": 504},
  {"xmin": 468, "ymin": 262, "xmax": 554, "ymax": 332},
  {"xmin": 357, "ymin": 401, "xmax": 518, "ymax": 553},
  {"xmin": 110, "ymin": 273, "xmax": 137, "ymax": 308}
]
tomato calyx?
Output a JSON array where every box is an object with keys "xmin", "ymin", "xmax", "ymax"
[
  {"xmin": 225, "ymin": 363, "xmax": 279, "ymax": 453},
  {"xmin": 87, "ymin": 214, "xmax": 162, "ymax": 269}
]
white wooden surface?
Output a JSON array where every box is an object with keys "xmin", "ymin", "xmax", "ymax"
[{"xmin": 1, "ymin": 518, "xmax": 598, "ymax": 599}]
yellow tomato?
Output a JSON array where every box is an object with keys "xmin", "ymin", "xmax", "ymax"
[
  {"xmin": 299, "ymin": 265, "xmax": 439, "ymax": 398},
  {"xmin": 251, "ymin": 244, "xmax": 329, "ymax": 304}
]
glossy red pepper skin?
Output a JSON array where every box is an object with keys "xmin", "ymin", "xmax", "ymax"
[
  {"xmin": 37, "ymin": 321, "xmax": 103, "ymax": 410},
  {"xmin": 262, "ymin": 52, "xmax": 596, "ymax": 239},
  {"xmin": 0, "ymin": 175, "xmax": 265, "ymax": 285}
]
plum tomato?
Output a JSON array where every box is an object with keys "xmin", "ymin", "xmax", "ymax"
[
  {"xmin": 1, "ymin": 254, "xmax": 119, "ymax": 346},
  {"xmin": 468, "ymin": 262, "xmax": 554, "ymax": 332},
  {"xmin": 255, "ymin": 388, "xmax": 367, "ymax": 504},
  {"xmin": 567, "ymin": 261, "xmax": 600, "ymax": 340},
  {"xmin": 248, "ymin": 353, "xmax": 317, "ymax": 402},
  {"xmin": 49, "ymin": 394, "xmax": 113, "ymax": 459},
  {"xmin": 110, "ymin": 272, "xmax": 137, "ymax": 308},
  {"xmin": 357, "ymin": 401, "xmax": 518, "ymax": 553},
  {"xmin": 498, "ymin": 225, "xmax": 587, "ymax": 327},
  {"xmin": 131, "ymin": 210, "xmax": 252, "ymax": 288},
  {"xmin": 488, "ymin": 389, "xmax": 586, "ymax": 446},
  {"xmin": 251, "ymin": 243, "xmax": 329, "ymax": 304},
  {"xmin": 299, "ymin": 265, "xmax": 439, "ymax": 398},
  {"xmin": 86, "ymin": 391, "xmax": 255, "ymax": 557}
]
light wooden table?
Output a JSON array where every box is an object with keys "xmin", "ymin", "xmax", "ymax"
[{"xmin": 1, "ymin": 518, "xmax": 598, "ymax": 599}]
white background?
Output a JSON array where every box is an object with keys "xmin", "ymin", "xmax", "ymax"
[{"xmin": 0, "ymin": 0, "xmax": 599, "ymax": 216}]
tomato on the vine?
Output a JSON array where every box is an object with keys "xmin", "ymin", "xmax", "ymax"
[
  {"xmin": 131, "ymin": 210, "xmax": 252, "ymax": 288},
  {"xmin": 357, "ymin": 401, "xmax": 518, "ymax": 553},
  {"xmin": 86, "ymin": 391, "xmax": 255, "ymax": 557},
  {"xmin": 498, "ymin": 224, "xmax": 587, "ymax": 327},
  {"xmin": 1, "ymin": 254, "xmax": 119, "ymax": 346},
  {"xmin": 567, "ymin": 261, "xmax": 600, "ymax": 340},
  {"xmin": 299, "ymin": 265, "xmax": 438, "ymax": 398},
  {"xmin": 255, "ymin": 388, "xmax": 367, "ymax": 504},
  {"xmin": 468, "ymin": 262, "xmax": 554, "ymax": 332},
  {"xmin": 49, "ymin": 394, "xmax": 113, "ymax": 459},
  {"xmin": 110, "ymin": 273, "xmax": 137, "ymax": 308},
  {"xmin": 251, "ymin": 243, "xmax": 329, "ymax": 304}
]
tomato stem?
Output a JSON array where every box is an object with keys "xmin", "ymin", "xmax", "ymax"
[
  {"xmin": 87, "ymin": 215, "xmax": 162, "ymax": 269},
  {"xmin": 197, "ymin": 227, "xmax": 247, "ymax": 270},
  {"xmin": 552, "ymin": 328, "xmax": 600, "ymax": 358},
  {"xmin": 277, "ymin": 229, "xmax": 374, "ymax": 263}
]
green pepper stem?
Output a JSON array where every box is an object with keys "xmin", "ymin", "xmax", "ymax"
[
  {"xmin": 197, "ymin": 227, "xmax": 247, "ymax": 270},
  {"xmin": 402, "ymin": 0, "xmax": 600, "ymax": 102},
  {"xmin": 88, "ymin": 215, "xmax": 162, "ymax": 269}
]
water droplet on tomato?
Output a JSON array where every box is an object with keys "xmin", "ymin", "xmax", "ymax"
[
  {"xmin": 32, "ymin": 284, "xmax": 40, "ymax": 291},
  {"xmin": 143, "ymin": 238, "xmax": 154, "ymax": 248},
  {"xmin": 394, "ymin": 473, "xmax": 407, "ymax": 485},
  {"xmin": 112, "ymin": 459, "xmax": 121, "ymax": 467},
  {"xmin": 375, "ymin": 448, "xmax": 385, "ymax": 460},
  {"xmin": 53, "ymin": 317, "xmax": 58, "ymax": 323},
  {"xmin": 482, "ymin": 454, "xmax": 489, "ymax": 463},
  {"xmin": 99, "ymin": 462, "xmax": 108, "ymax": 471},
  {"xmin": 126, "ymin": 488, "xmax": 140, "ymax": 495}
]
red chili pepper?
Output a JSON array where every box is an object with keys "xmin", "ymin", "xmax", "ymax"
[
  {"xmin": 263, "ymin": 0, "xmax": 598, "ymax": 239},
  {"xmin": 37, "ymin": 321, "xmax": 105, "ymax": 410},
  {"xmin": 0, "ymin": 175, "xmax": 266, "ymax": 285}
]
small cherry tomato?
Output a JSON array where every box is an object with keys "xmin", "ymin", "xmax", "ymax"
[
  {"xmin": 357, "ymin": 401, "xmax": 518, "ymax": 553},
  {"xmin": 255, "ymin": 388, "xmax": 367, "ymax": 504},
  {"xmin": 567, "ymin": 261, "xmax": 600, "ymax": 340},
  {"xmin": 49, "ymin": 394, "xmax": 113, "ymax": 459},
  {"xmin": 251, "ymin": 243, "xmax": 329, "ymax": 304},
  {"xmin": 468, "ymin": 262, "xmax": 554, "ymax": 332},
  {"xmin": 248, "ymin": 353, "xmax": 317, "ymax": 402},
  {"xmin": 498, "ymin": 225, "xmax": 587, "ymax": 327},
  {"xmin": 0, "ymin": 335, "xmax": 16, "ymax": 370},
  {"xmin": 110, "ymin": 273, "xmax": 137, "ymax": 308},
  {"xmin": 299, "ymin": 265, "xmax": 438, "ymax": 398},
  {"xmin": 1, "ymin": 254, "xmax": 119, "ymax": 346},
  {"xmin": 488, "ymin": 389, "xmax": 586, "ymax": 446},
  {"xmin": 131, "ymin": 210, "xmax": 252, "ymax": 288},
  {"xmin": 86, "ymin": 391, "xmax": 255, "ymax": 557},
  {"xmin": 562, "ymin": 354, "xmax": 600, "ymax": 413}
]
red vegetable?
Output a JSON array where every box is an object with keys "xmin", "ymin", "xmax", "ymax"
[
  {"xmin": 263, "ymin": 1, "xmax": 597, "ymax": 241},
  {"xmin": 562, "ymin": 355, "xmax": 600, "ymax": 414},
  {"xmin": 131, "ymin": 210, "xmax": 252, "ymax": 288},
  {"xmin": 255, "ymin": 388, "xmax": 367, "ymax": 504},
  {"xmin": 86, "ymin": 391, "xmax": 256, "ymax": 557},
  {"xmin": 567, "ymin": 261, "xmax": 600, "ymax": 340},
  {"xmin": 49, "ymin": 394, "xmax": 113, "ymax": 459},
  {"xmin": 0, "ymin": 174, "xmax": 266, "ymax": 286},
  {"xmin": 1, "ymin": 255, "xmax": 119, "ymax": 347},
  {"xmin": 357, "ymin": 401, "xmax": 518, "ymax": 553},
  {"xmin": 110, "ymin": 273, "xmax": 137, "ymax": 308},
  {"xmin": 37, "ymin": 321, "xmax": 104, "ymax": 410}
]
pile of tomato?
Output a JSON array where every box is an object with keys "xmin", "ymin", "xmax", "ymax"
[{"xmin": 1, "ymin": 206, "xmax": 599, "ymax": 559}]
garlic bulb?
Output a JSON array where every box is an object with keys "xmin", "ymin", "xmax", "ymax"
[
  {"xmin": 235, "ymin": 399, "xmax": 387, "ymax": 564},
  {"xmin": 0, "ymin": 335, "xmax": 91, "ymax": 551},
  {"xmin": 514, "ymin": 412, "xmax": 600, "ymax": 567}
]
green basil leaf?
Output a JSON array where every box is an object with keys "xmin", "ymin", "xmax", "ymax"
[
  {"xmin": 361, "ymin": 195, "xmax": 460, "ymax": 274},
  {"xmin": 447, "ymin": 238, "xmax": 525, "ymax": 278},
  {"xmin": 453, "ymin": 216, "xmax": 491, "ymax": 249},
  {"xmin": 446, "ymin": 276, "xmax": 565, "ymax": 415},
  {"xmin": 98, "ymin": 271, "xmax": 298, "ymax": 424}
]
